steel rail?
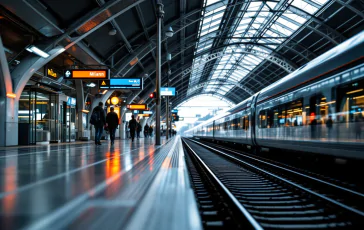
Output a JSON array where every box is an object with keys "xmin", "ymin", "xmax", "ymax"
[
  {"xmin": 182, "ymin": 138, "xmax": 263, "ymax": 230},
  {"xmin": 187, "ymin": 138, "xmax": 364, "ymax": 218}
]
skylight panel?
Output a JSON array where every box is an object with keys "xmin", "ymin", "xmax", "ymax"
[
  {"xmin": 267, "ymin": 45, "xmax": 278, "ymax": 49},
  {"xmin": 276, "ymin": 17, "xmax": 299, "ymax": 30},
  {"xmin": 212, "ymin": 12, "xmax": 224, "ymax": 21},
  {"xmin": 210, "ymin": 19, "xmax": 221, "ymax": 28},
  {"xmin": 254, "ymin": 16, "xmax": 266, "ymax": 24},
  {"xmin": 244, "ymin": 56, "xmax": 260, "ymax": 65},
  {"xmin": 313, "ymin": 0, "xmax": 329, "ymax": 4},
  {"xmin": 266, "ymin": 1, "xmax": 278, "ymax": 9},
  {"xmin": 271, "ymin": 23, "xmax": 293, "ymax": 36},
  {"xmin": 249, "ymin": 1, "xmax": 263, "ymax": 9},
  {"xmin": 206, "ymin": 0, "xmax": 220, "ymax": 6},
  {"xmin": 285, "ymin": 12, "xmax": 307, "ymax": 24},
  {"xmin": 220, "ymin": 85, "xmax": 234, "ymax": 92},
  {"xmin": 291, "ymin": 0, "xmax": 318, "ymax": 14}
]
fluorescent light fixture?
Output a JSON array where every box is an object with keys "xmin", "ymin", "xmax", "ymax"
[
  {"xmin": 86, "ymin": 82, "xmax": 96, "ymax": 87},
  {"xmin": 25, "ymin": 45, "xmax": 50, "ymax": 58},
  {"xmin": 82, "ymin": 109, "xmax": 89, "ymax": 113},
  {"xmin": 129, "ymin": 57, "xmax": 139, "ymax": 66},
  {"xmin": 165, "ymin": 26, "xmax": 174, "ymax": 38},
  {"xmin": 101, "ymin": 90, "xmax": 108, "ymax": 94}
]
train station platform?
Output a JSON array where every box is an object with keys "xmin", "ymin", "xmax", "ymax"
[{"xmin": 0, "ymin": 137, "xmax": 202, "ymax": 230}]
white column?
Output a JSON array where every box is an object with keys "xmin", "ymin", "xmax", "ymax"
[{"xmin": 0, "ymin": 36, "xmax": 18, "ymax": 146}]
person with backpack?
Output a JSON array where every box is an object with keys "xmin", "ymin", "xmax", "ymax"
[
  {"xmin": 106, "ymin": 107, "xmax": 119, "ymax": 145},
  {"xmin": 90, "ymin": 102, "xmax": 106, "ymax": 145},
  {"xmin": 128, "ymin": 115, "xmax": 137, "ymax": 142},
  {"xmin": 136, "ymin": 121, "xmax": 142, "ymax": 139}
]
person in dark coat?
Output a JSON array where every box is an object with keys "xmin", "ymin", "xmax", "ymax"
[
  {"xmin": 92, "ymin": 102, "xmax": 106, "ymax": 145},
  {"xmin": 144, "ymin": 124, "xmax": 149, "ymax": 138},
  {"xmin": 106, "ymin": 107, "xmax": 119, "ymax": 145},
  {"xmin": 136, "ymin": 121, "xmax": 142, "ymax": 139},
  {"xmin": 128, "ymin": 115, "xmax": 137, "ymax": 142},
  {"xmin": 149, "ymin": 125, "xmax": 153, "ymax": 137}
]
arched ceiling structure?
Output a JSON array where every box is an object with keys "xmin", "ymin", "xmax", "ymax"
[{"xmin": 1, "ymin": 0, "xmax": 364, "ymax": 109}]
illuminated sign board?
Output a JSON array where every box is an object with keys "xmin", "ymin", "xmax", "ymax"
[
  {"xmin": 99, "ymin": 78, "xmax": 143, "ymax": 90},
  {"xmin": 143, "ymin": 111, "xmax": 153, "ymax": 114},
  {"xmin": 126, "ymin": 104, "xmax": 148, "ymax": 110},
  {"xmin": 160, "ymin": 87, "xmax": 176, "ymax": 96},
  {"xmin": 138, "ymin": 114, "xmax": 150, "ymax": 117},
  {"xmin": 64, "ymin": 69, "xmax": 110, "ymax": 80},
  {"xmin": 67, "ymin": 97, "xmax": 76, "ymax": 106},
  {"xmin": 47, "ymin": 68, "xmax": 58, "ymax": 78}
]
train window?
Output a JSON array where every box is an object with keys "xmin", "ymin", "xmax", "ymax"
[
  {"xmin": 272, "ymin": 106, "xmax": 284, "ymax": 127},
  {"xmin": 240, "ymin": 116, "xmax": 245, "ymax": 130},
  {"xmin": 337, "ymin": 79, "xmax": 364, "ymax": 122},
  {"xmin": 259, "ymin": 109, "xmax": 274, "ymax": 128},
  {"xmin": 267, "ymin": 109, "xmax": 274, "ymax": 128},
  {"xmin": 245, "ymin": 115, "xmax": 249, "ymax": 130},
  {"xmin": 232, "ymin": 118, "xmax": 239, "ymax": 130},
  {"xmin": 259, "ymin": 110, "xmax": 267, "ymax": 128},
  {"xmin": 285, "ymin": 99, "xmax": 303, "ymax": 126}
]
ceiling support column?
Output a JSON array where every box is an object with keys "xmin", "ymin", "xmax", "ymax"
[
  {"xmin": 155, "ymin": 2, "xmax": 164, "ymax": 145},
  {"xmin": 0, "ymin": 35, "xmax": 18, "ymax": 146},
  {"xmin": 75, "ymin": 80, "xmax": 88, "ymax": 141}
]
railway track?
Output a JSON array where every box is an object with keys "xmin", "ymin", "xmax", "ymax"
[
  {"xmin": 197, "ymin": 139, "xmax": 364, "ymax": 193},
  {"xmin": 182, "ymin": 138, "xmax": 364, "ymax": 229}
]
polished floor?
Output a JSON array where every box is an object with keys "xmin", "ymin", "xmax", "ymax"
[{"xmin": 0, "ymin": 137, "xmax": 200, "ymax": 230}]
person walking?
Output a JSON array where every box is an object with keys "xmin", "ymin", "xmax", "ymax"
[
  {"xmin": 149, "ymin": 125, "xmax": 153, "ymax": 137},
  {"xmin": 90, "ymin": 102, "xmax": 106, "ymax": 145},
  {"xmin": 128, "ymin": 115, "xmax": 137, "ymax": 142},
  {"xmin": 326, "ymin": 115, "xmax": 333, "ymax": 139},
  {"xmin": 136, "ymin": 121, "xmax": 142, "ymax": 139},
  {"xmin": 106, "ymin": 107, "xmax": 119, "ymax": 145},
  {"xmin": 144, "ymin": 123, "xmax": 149, "ymax": 138}
]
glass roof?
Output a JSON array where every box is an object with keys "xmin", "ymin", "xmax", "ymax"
[{"xmin": 187, "ymin": 0, "xmax": 330, "ymax": 98}]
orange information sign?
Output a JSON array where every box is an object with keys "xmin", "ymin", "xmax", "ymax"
[
  {"xmin": 64, "ymin": 69, "xmax": 109, "ymax": 80},
  {"xmin": 126, "ymin": 104, "xmax": 148, "ymax": 110}
]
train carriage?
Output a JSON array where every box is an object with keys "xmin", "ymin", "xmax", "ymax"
[{"xmin": 187, "ymin": 31, "xmax": 364, "ymax": 160}]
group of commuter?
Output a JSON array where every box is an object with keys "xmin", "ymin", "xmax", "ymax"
[
  {"xmin": 90, "ymin": 102, "xmax": 119, "ymax": 145},
  {"xmin": 143, "ymin": 124, "xmax": 154, "ymax": 138},
  {"xmin": 90, "ymin": 102, "xmax": 156, "ymax": 145}
]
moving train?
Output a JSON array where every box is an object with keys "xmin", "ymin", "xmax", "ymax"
[{"xmin": 185, "ymin": 31, "xmax": 364, "ymax": 160}]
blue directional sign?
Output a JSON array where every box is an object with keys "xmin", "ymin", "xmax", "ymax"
[
  {"xmin": 99, "ymin": 78, "xmax": 143, "ymax": 90},
  {"xmin": 67, "ymin": 97, "xmax": 76, "ymax": 106},
  {"xmin": 160, "ymin": 87, "xmax": 176, "ymax": 96}
]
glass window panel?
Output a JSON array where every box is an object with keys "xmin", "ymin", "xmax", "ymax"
[
  {"xmin": 212, "ymin": 12, "xmax": 224, "ymax": 21},
  {"xmin": 210, "ymin": 20, "xmax": 221, "ymax": 28},
  {"xmin": 276, "ymin": 17, "xmax": 299, "ymax": 30},
  {"xmin": 206, "ymin": 0, "xmax": 220, "ymax": 6},
  {"xmin": 271, "ymin": 23, "xmax": 293, "ymax": 36},
  {"xmin": 266, "ymin": 1, "xmax": 277, "ymax": 9}
]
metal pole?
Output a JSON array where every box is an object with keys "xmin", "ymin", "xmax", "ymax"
[
  {"xmin": 155, "ymin": 3, "xmax": 164, "ymax": 145},
  {"xmin": 166, "ymin": 96, "xmax": 169, "ymax": 140}
]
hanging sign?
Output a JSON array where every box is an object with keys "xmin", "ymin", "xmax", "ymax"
[
  {"xmin": 126, "ymin": 104, "xmax": 148, "ymax": 110},
  {"xmin": 99, "ymin": 78, "xmax": 143, "ymax": 90},
  {"xmin": 64, "ymin": 69, "xmax": 110, "ymax": 80},
  {"xmin": 67, "ymin": 97, "xmax": 76, "ymax": 106},
  {"xmin": 160, "ymin": 87, "xmax": 176, "ymax": 96}
]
